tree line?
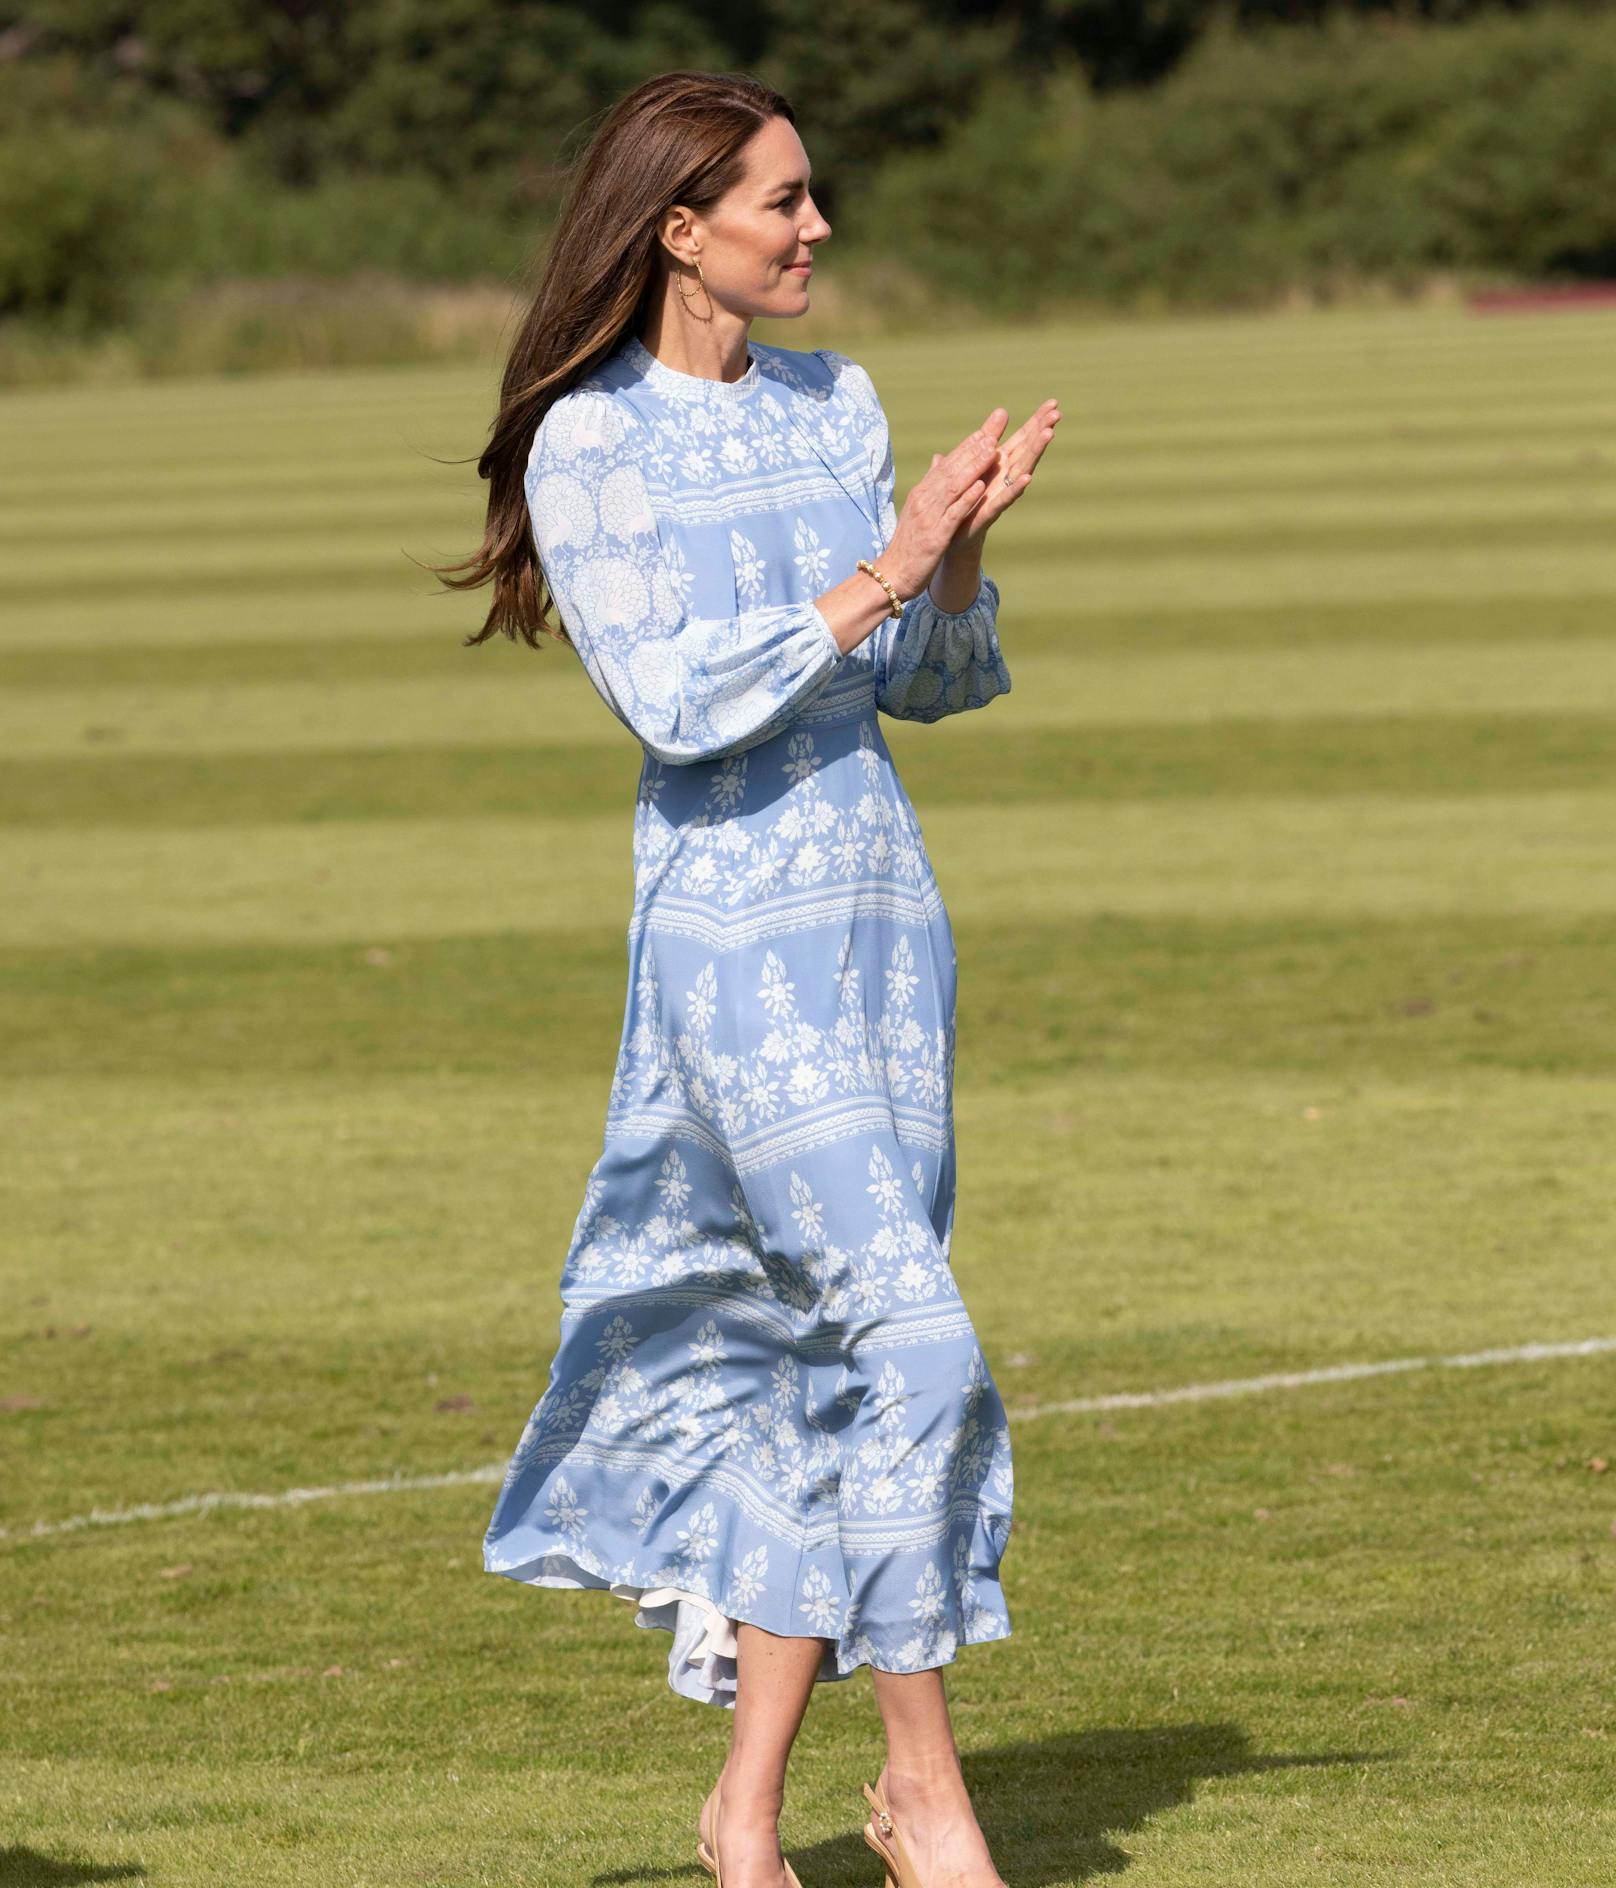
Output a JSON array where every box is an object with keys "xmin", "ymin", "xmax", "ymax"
[{"xmin": 1, "ymin": 1, "xmax": 1610, "ymax": 365}]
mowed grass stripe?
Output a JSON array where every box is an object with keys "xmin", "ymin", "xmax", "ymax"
[
  {"xmin": 6, "ymin": 392, "xmax": 1611, "ymax": 481},
  {"xmin": 1035, "ymin": 438, "xmax": 1616, "ymax": 499},
  {"xmin": 0, "ymin": 390, "xmax": 484, "ymax": 457},
  {"xmin": 3, "ymin": 713, "xmax": 1613, "ymax": 829},
  {"xmin": 952, "ymin": 398, "xmax": 1616, "ymax": 458},
  {"xmin": 4, "ymin": 316, "xmax": 1611, "ymax": 600},
  {"xmin": 5, "ymin": 435, "xmax": 1610, "ymax": 518},
  {"xmin": 4, "ymin": 910, "xmax": 1609, "ymax": 1081},
  {"xmin": 0, "ymin": 537, "xmax": 443, "ymax": 605},
  {"xmin": 6, "ymin": 301, "xmax": 1603, "ymax": 417},
  {"xmin": 10, "ymin": 481, "xmax": 1616, "ymax": 567},
  {"xmin": 12, "ymin": 458, "xmax": 1616, "ymax": 551},
  {"xmin": 4, "ymin": 792, "xmax": 1614, "ymax": 947},
  {"xmin": 4, "ymin": 639, "xmax": 1611, "ymax": 758},
  {"xmin": 10, "ymin": 533, "xmax": 1616, "ymax": 618},
  {"xmin": 6, "ymin": 1065, "xmax": 1609, "ymax": 1347},
  {"xmin": 907, "ymin": 303, "xmax": 1616, "ymax": 375},
  {"xmin": 5, "ymin": 593, "xmax": 1613, "ymax": 685},
  {"xmin": 0, "ymin": 302, "xmax": 1607, "ymax": 433},
  {"xmin": 0, "ymin": 487, "xmax": 483, "ymax": 546},
  {"xmin": 4, "ymin": 331, "xmax": 1609, "ymax": 463},
  {"xmin": 5, "ymin": 1061, "xmax": 1611, "ymax": 1399},
  {"xmin": 0, "ymin": 456, "xmax": 473, "ymax": 509},
  {"xmin": 10, "ymin": 464, "xmax": 1616, "ymax": 597},
  {"xmin": 992, "ymin": 487, "xmax": 1616, "ymax": 553},
  {"xmin": 5, "ymin": 1057, "xmax": 1612, "ymax": 1541},
  {"xmin": 0, "ymin": 585, "xmax": 484, "ymax": 654}
]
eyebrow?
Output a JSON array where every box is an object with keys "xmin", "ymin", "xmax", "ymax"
[{"xmin": 769, "ymin": 175, "xmax": 811, "ymax": 192}]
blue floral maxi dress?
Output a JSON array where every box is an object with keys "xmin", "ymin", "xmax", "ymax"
[{"xmin": 481, "ymin": 330, "xmax": 1016, "ymax": 1707}]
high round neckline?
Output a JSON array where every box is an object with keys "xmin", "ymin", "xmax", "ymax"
[{"xmin": 619, "ymin": 330, "xmax": 762, "ymax": 402}]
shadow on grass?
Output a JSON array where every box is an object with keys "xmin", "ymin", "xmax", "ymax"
[
  {"xmin": 0, "ymin": 1852, "xmax": 143, "ymax": 1888},
  {"xmin": 0, "ymin": 1725, "xmax": 1390, "ymax": 1887},
  {"xmin": 604, "ymin": 1722, "xmax": 1391, "ymax": 1886}
]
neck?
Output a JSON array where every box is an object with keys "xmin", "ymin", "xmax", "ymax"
[{"xmin": 636, "ymin": 305, "xmax": 754, "ymax": 385}]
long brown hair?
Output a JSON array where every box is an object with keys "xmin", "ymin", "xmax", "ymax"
[{"xmin": 423, "ymin": 70, "xmax": 796, "ymax": 651}]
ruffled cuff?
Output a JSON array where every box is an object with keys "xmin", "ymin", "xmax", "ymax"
[{"xmin": 875, "ymin": 572, "xmax": 1010, "ymax": 722}]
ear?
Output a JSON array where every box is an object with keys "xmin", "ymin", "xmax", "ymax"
[{"xmin": 658, "ymin": 205, "xmax": 700, "ymax": 267}]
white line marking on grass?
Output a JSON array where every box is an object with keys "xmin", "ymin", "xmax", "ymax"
[
  {"xmin": 5, "ymin": 1334, "xmax": 1613, "ymax": 1546},
  {"xmin": 1, "ymin": 1465, "xmax": 505, "ymax": 1543},
  {"xmin": 1013, "ymin": 1333, "xmax": 1616, "ymax": 1421}
]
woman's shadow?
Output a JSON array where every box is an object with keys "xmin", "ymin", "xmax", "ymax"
[
  {"xmin": 0, "ymin": 1724, "xmax": 1391, "ymax": 1888},
  {"xmin": 616, "ymin": 1721, "xmax": 1390, "ymax": 1886}
]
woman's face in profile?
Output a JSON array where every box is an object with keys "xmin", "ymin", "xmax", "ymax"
[{"xmin": 696, "ymin": 115, "xmax": 832, "ymax": 317}]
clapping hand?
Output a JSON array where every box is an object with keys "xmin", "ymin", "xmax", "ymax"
[
  {"xmin": 933, "ymin": 398, "xmax": 1061, "ymax": 550},
  {"xmin": 882, "ymin": 397, "xmax": 1062, "ymax": 602}
]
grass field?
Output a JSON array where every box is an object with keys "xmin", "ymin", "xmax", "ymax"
[{"xmin": 3, "ymin": 303, "xmax": 1615, "ymax": 1887}]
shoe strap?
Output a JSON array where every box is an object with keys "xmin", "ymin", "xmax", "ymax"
[{"xmin": 864, "ymin": 1781, "xmax": 896, "ymax": 1831}]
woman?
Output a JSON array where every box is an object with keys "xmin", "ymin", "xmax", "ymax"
[{"xmin": 436, "ymin": 69, "xmax": 1059, "ymax": 1888}]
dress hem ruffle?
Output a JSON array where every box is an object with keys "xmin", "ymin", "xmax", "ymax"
[{"xmin": 483, "ymin": 1545, "xmax": 1010, "ymax": 1709}]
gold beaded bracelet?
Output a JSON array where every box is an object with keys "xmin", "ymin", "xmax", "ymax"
[{"xmin": 856, "ymin": 557, "xmax": 904, "ymax": 620}]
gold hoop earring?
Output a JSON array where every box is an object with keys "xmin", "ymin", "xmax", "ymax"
[{"xmin": 676, "ymin": 256, "xmax": 716, "ymax": 323}]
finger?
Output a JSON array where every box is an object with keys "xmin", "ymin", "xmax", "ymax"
[
  {"xmin": 1014, "ymin": 420, "xmax": 1058, "ymax": 471},
  {"xmin": 947, "ymin": 416, "xmax": 1007, "ymax": 464},
  {"xmin": 991, "ymin": 455, "xmax": 1033, "ymax": 499},
  {"xmin": 943, "ymin": 434, "xmax": 1001, "ymax": 490},
  {"xmin": 944, "ymin": 476, "xmax": 987, "ymax": 519},
  {"xmin": 1007, "ymin": 404, "xmax": 1060, "ymax": 448},
  {"xmin": 932, "ymin": 450, "xmax": 997, "ymax": 511}
]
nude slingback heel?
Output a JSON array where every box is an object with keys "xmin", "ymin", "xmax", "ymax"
[
  {"xmin": 697, "ymin": 1835, "xmax": 805, "ymax": 1888},
  {"xmin": 861, "ymin": 1776, "xmax": 921, "ymax": 1888}
]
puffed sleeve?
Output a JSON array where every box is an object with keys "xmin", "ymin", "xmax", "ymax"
[
  {"xmin": 819, "ymin": 350, "xmax": 1011, "ymax": 723},
  {"xmin": 526, "ymin": 387, "xmax": 846, "ymax": 765}
]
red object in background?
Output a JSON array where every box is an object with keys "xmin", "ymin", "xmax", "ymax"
[{"xmin": 1469, "ymin": 282, "xmax": 1616, "ymax": 313}]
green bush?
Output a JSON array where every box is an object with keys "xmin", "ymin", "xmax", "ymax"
[
  {"xmin": 179, "ymin": 164, "xmax": 537, "ymax": 286},
  {"xmin": 0, "ymin": 51, "xmax": 540, "ymax": 338},
  {"xmin": 1410, "ymin": 21, "xmax": 1616, "ymax": 274},
  {"xmin": 863, "ymin": 5, "xmax": 1616, "ymax": 311},
  {"xmin": 7, "ymin": 4, "xmax": 1616, "ymax": 374},
  {"xmin": 0, "ymin": 117, "xmax": 153, "ymax": 328},
  {"xmin": 0, "ymin": 56, "xmax": 234, "ymax": 329}
]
